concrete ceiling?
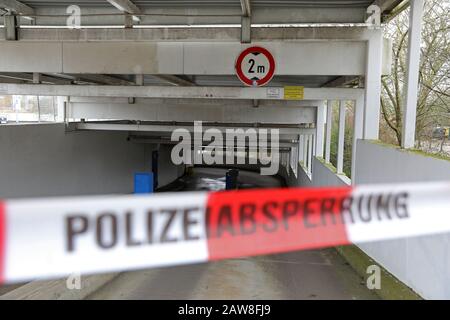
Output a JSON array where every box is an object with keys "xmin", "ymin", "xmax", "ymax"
[{"xmin": 0, "ymin": 0, "xmax": 399, "ymax": 88}]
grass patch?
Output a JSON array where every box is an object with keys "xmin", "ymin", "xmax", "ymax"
[
  {"xmin": 368, "ymin": 140, "xmax": 450, "ymax": 162},
  {"xmin": 316, "ymin": 157, "xmax": 338, "ymax": 173},
  {"xmin": 336, "ymin": 245, "xmax": 422, "ymax": 300}
]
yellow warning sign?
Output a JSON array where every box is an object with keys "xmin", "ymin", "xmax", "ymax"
[{"xmin": 284, "ymin": 86, "xmax": 304, "ymax": 100}]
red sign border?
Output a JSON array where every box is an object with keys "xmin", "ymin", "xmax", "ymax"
[{"xmin": 235, "ymin": 46, "xmax": 276, "ymax": 87}]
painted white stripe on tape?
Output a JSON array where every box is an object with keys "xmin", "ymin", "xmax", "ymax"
[
  {"xmin": 5, "ymin": 192, "xmax": 208, "ymax": 282},
  {"xmin": 346, "ymin": 182, "xmax": 450, "ymax": 243}
]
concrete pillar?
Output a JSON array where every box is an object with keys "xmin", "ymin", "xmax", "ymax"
[
  {"xmin": 135, "ymin": 74, "xmax": 144, "ymax": 86},
  {"xmin": 402, "ymin": 0, "xmax": 425, "ymax": 149},
  {"xmin": 33, "ymin": 73, "xmax": 41, "ymax": 84},
  {"xmin": 303, "ymin": 135, "xmax": 308, "ymax": 166},
  {"xmin": 352, "ymin": 94, "xmax": 365, "ymax": 184},
  {"xmin": 325, "ymin": 100, "xmax": 333, "ymax": 163},
  {"xmin": 124, "ymin": 14, "xmax": 133, "ymax": 28},
  {"xmin": 298, "ymin": 135, "xmax": 304, "ymax": 165},
  {"xmin": 315, "ymin": 101, "xmax": 325, "ymax": 158},
  {"xmin": 307, "ymin": 134, "xmax": 313, "ymax": 174},
  {"xmin": 56, "ymin": 97, "xmax": 66, "ymax": 122},
  {"xmin": 364, "ymin": 29, "xmax": 383, "ymax": 140},
  {"xmin": 337, "ymin": 101, "xmax": 346, "ymax": 174},
  {"xmin": 293, "ymin": 145, "xmax": 298, "ymax": 175}
]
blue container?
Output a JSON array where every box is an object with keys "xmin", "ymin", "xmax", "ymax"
[
  {"xmin": 225, "ymin": 169, "xmax": 239, "ymax": 190},
  {"xmin": 134, "ymin": 173, "xmax": 154, "ymax": 194}
]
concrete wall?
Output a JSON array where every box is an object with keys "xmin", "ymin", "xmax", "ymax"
[
  {"xmin": 156, "ymin": 144, "xmax": 186, "ymax": 187},
  {"xmin": 285, "ymin": 158, "xmax": 348, "ymax": 188},
  {"xmin": 285, "ymin": 142, "xmax": 450, "ymax": 299},
  {"xmin": 355, "ymin": 140, "xmax": 450, "ymax": 299},
  {"xmin": 0, "ymin": 123, "xmax": 184, "ymax": 198}
]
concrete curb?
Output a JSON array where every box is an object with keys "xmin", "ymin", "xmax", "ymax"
[
  {"xmin": 336, "ymin": 245, "xmax": 422, "ymax": 300},
  {"xmin": 0, "ymin": 273, "xmax": 119, "ymax": 300}
]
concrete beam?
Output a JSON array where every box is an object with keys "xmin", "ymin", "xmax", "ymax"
[
  {"xmin": 8, "ymin": 7, "xmax": 368, "ymax": 26},
  {"xmin": 240, "ymin": 0, "xmax": 252, "ymax": 17},
  {"xmin": 373, "ymin": 0, "xmax": 404, "ymax": 13},
  {"xmin": 0, "ymin": 72, "xmax": 134, "ymax": 85},
  {"xmin": 106, "ymin": 0, "xmax": 141, "ymax": 26},
  {"xmin": 130, "ymin": 136, "xmax": 297, "ymax": 148},
  {"xmin": 0, "ymin": 40, "xmax": 368, "ymax": 76},
  {"xmin": 106, "ymin": 0, "xmax": 141, "ymax": 14},
  {"xmin": 0, "ymin": 84, "xmax": 364, "ymax": 100},
  {"xmin": 67, "ymin": 74, "xmax": 135, "ymax": 86},
  {"xmin": 74, "ymin": 122, "xmax": 314, "ymax": 137},
  {"xmin": 2, "ymin": 26, "xmax": 382, "ymax": 42},
  {"xmin": 153, "ymin": 75, "xmax": 196, "ymax": 87},
  {"xmin": 68, "ymin": 98, "xmax": 316, "ymax": 124},
  {"xmin": 0, "ymin": 77, "xmax": 24, "ymax": 84},
  {"xmin": 323, "ymin": 76, "xmax": 361, "ymax": 88},
  {"xmin": 0, "ymin": 72, "xmax": 72, "ymax": 84},
  {"xmin": 0, "ymin": 0, "xmax": 34, "ymax": 15}
]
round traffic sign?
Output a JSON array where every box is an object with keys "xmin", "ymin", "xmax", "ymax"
[{"xmin": 235, "ymin": 46, "xmax": 275, "ymax": 87}]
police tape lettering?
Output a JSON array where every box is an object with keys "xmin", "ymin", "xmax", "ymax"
[{"xmin": 0, "ymin": 182, "xmax": 449, "ymax": 284}]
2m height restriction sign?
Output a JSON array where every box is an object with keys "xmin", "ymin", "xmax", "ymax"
[{"xmin": 235, "ymin": 46, "xmax": 276, "ymax": 87}]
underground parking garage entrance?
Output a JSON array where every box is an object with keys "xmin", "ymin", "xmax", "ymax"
[
  {"xmin": 0, "ymin": 0, "xmax": 449, "ymax": 304},
  {"xmin": 0, "ymin": 121, "xmax": 424, "ymax": 301},
  {"xmin": 86, "ymin": 167, "xmax": 379, "ymax": 300}
]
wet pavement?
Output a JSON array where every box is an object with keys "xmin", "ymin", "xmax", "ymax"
[{"xmin": 88, "ymin": 167, "xmax": 379, "ymax": 300}]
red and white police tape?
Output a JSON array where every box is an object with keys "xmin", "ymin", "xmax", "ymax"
[{"xmin": 0, "ymin": 181, "xmax": 450, "ymax": 284}]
